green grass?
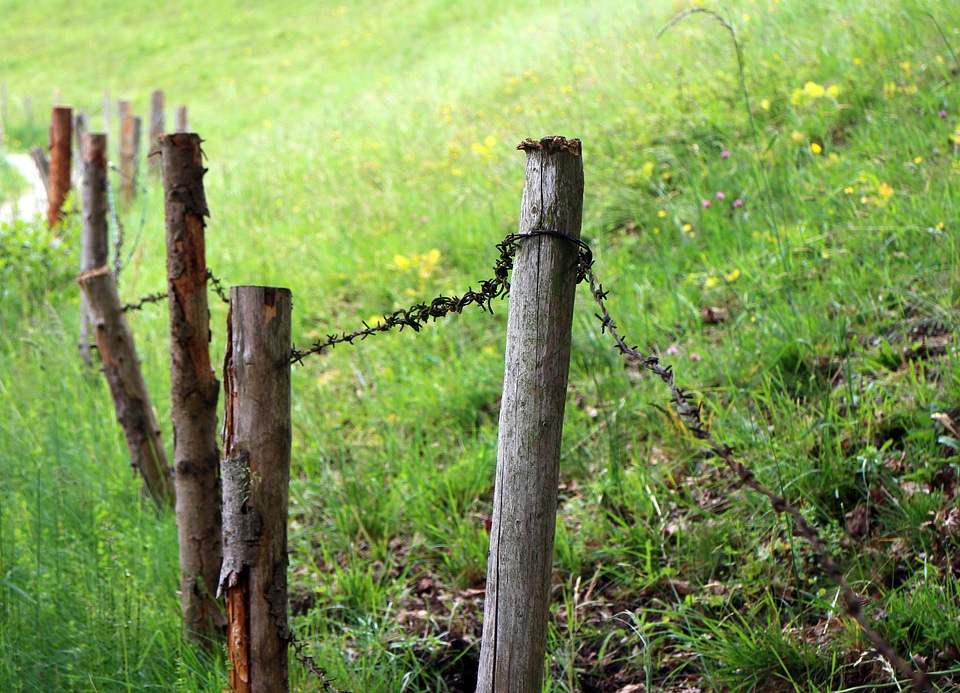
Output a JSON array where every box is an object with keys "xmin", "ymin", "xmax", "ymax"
[{"xmin": 3, "ymin": 0, "xmax": 960, "ymax": 690}]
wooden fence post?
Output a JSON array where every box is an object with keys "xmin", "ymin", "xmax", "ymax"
[
  {"xmin": 48, "ymin": 105, "xmax": 73, "ymax": 228},
  {"xmin": 119, "ymin": 99, "xmax": 141, "ymax": 207},
  {"xmin": 175, "ymin": 105, "xmax": 188, "ymax": 133},
  {"xmin": 160, "ymin": 132, "xmax": 224, "ymax": 646},
  {"xmin": 79, "ymin": 133, "xmax": 109, "ymax": 366},
  {"xmin": 149, "ymin": 89, "xmax": 164, "ymax": 174},
  {"xmin": 219, "ymin": 286, "xmax": 292, "ymax": 693},
  {"xmin": 77, "ymin": 266, "xmax": 176, "ymax": 507},
  {"xmin": 476, "ymin": 136, "xmax": 584, "ymax": 693}
]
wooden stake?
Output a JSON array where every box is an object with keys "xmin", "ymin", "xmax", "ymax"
[
  {"xmin": 77, "ymin": 266, "xmax": 176, "ymax": 507},
  {"xmin": 47, "ymin": 105, "xmax": 72, "ymax": 228},
  {"xmin": 220, "ymin": 286, "xmax": 292, "ymax": 693},
  {"xmin": 79, "ymin": 133, "xmax": 109, "ymax": 366},
  {"xmin": 160, "ymin": 132, "xmax": 224, "ymax": 646},
  {"xmin": 175, "ymin": 105, "xmax": 188, "ymax": 133},
  {"xmin": 476, "ymin": 136, "xmax": 584, "ymax": 693},
  {"xmin": 149, "ymin": 89, "xmax": 164, "ymax": 174},
  {"xmin": 120, "ymin": 112, "xmax": 141, "ymax": 207}
]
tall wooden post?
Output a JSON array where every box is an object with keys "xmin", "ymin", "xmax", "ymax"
[
  {"xmin": 79, "ymin": 133, "xmax": 109, "ymax": 365},
  {"xmin": 149, "ymin": 90, "xmax": 164, "ymax": 174},
  {"xmin": 220, "ymin": 286, "xmax": 292, "ymax": 693},
  {"xmin": 77, "ymin": 267, "xmax": 176, "ymax": 507},
  {"xmin": 47, "ymin": 105, "xmax": 73, "ymax": 228},
  {"xmin": 161, "ymin": 133, "xmax": 224, "ymax": 646},
  {"xmin": 175, "ymin": 106, "xmax": 188, "ymax": 133},
  {"xmin": 476, "ymin": 136, "xmax": 584, "ymax": 693}
]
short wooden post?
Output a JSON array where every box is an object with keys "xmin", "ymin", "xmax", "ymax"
[
  {"xmin": 476, "ymin": 136, "xmax": 584, "ymax": 693},
  {"xmin": 79, "ymin": 133, "xmax": 109, "ymax": 366},
  {"xmin": 149, "ymin": 90, "xmax": 164, "ymax": 174},
  {"xmin": 161, "ymin": 133, "xmax": 224, "ymax": 646},
  {"xmin": 47, "ymin": 105, "xmax": 73, "ymax": 228},
  {"xmin": 219, "ymin": 286, "xmax": 292, "ymax": 693},
  {"xmin": 175, "ymin": 105, "xmax": 188, "ymax": 133},
  {"xmin": 120, "ymin": 107, "xmax": 141, "ymax": 207},
  {"xmin": 77, "ymin": 266, "xmax": 176, "ymax": 507}
]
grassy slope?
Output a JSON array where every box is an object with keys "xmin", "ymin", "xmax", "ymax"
[{"xmin": 2, "ymin": 0, "xmax": 960, "ymax": 691}]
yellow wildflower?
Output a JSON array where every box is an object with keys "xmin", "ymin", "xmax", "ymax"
[{"xmin": 803, "ymin": 81, "xmax": 825, "ymax": 99}]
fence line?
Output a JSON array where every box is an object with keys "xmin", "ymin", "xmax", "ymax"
[{"xmin": 72, "ymin": 126, "xmax": 930, "ymax": 691}]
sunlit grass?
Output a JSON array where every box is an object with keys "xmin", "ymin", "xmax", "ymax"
[{"xmin": 2, "ymin": 0, "xmax": 960, "ymax": 690}]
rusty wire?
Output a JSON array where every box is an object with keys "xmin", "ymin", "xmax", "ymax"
[
  {"xmin": 113, "ymin": 228, "xmax": 928, "ymax": 690},
  {"xmin": 584, "ymin": 266, "xmax": 931, "ymax": 693},
  {"xmin": 291, "ymin": 230, "xmax": 928, "ymax": 691},
  {"xmin": 289, "ymin": 230, "xmax": 590, "ymax": 364}
]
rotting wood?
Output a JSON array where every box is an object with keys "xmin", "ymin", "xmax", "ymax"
[
  {"xmin": 77, "ymin": 266, "xmax": 176, "ymax": 507},
  {"xmin": 79, "ymin": 133, "xmax": 109, "ymax": 366},
  {"xmin": 220, "ymin": 286, "xmax": 292, "ymax": 693},
  {"xmin": 161, "ymin": 132, "xmax": 224, "ymax": 646},
  {"xmin": 47, "ymin": 105, "xmax": 72, "ymax": 228},
  {"xmin": 476, "ymin": 135, "xmax": 584, "ymax": 693}
]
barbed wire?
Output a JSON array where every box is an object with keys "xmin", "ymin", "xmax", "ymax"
[
  {"xmin": 121, "ymin": 291, "xmax": 168, "ymax": 313},
  {"xmin": 289, "ymin": 230, "xmax": 591, "ymax": 365},
  {"xmin": 106, "ymin": 227, "xmax": 927, "ymax": 689},
  {"xmin": 289, "ymin": 633, "xmax": 352, "ymax": 692},
  {"xmin": 291, "ymin": 230, "xmax": 927, "ymax": 691},
  {"xmin": 206, "ymin": 268, "xmax": 230, "ymax": 304},
  {"xmin": 583, "ymin": 267, "xmax": 931, "ymax": 692},
  {"xmin": 118, "ymin": 268, "xmax": 230, "ymax": 313},
  {"xmin": 107, "ymin": 163, "xmax": 149, "ymax": 279}
]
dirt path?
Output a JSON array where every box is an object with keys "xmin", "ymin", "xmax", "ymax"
[{"xmin": 0, "ymin": 153, "xmax": 48, "ymax": 224}]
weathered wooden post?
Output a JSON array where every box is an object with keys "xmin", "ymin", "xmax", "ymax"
[
  {"xmin": 476, "ymin": 136, "xmax": 584, "ymax": 693},
  {"xmin": 219, "ymin": 286, "xmax": 292, "ymax": 693},
  {"xmin": 79, "ymin": 133, "xmax": 109, "ymax": 366},
  {"xmin": 121, "ymin": 115, "xmax": 142, "ymax": 207},
  {"xmin": 160, "ymin": 132, "xmax": 224, "ymax": 646},
  {"xmin": 175, "ymin": 105, "xmax": 188, "ymax": 133},
  {"xmin": 47, "ymin": 105, "xmax": 73, "ymax": 228},
  {"xmin": 118, "ymin": 99, "xmax": 141, "ymax": 207},
  {"xmin": 149, "ymin": 90, "xmax": 164, "ymax": 174},
  {"xmin": 77, "ymin": 266, "xmax": 176, "ymax": 507}
]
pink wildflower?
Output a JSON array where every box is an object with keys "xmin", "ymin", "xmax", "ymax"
[
  {"xmin": 721, "ymin": 150, "xmax": 730, "ymax": 159},
  {"xmin": 666, "ymin": 344, "xmax": 679, "ymax": 355},
  {"xmin": 939, "ymin": 110, "xmax": 948, "ymax": 119},
  {"xmin": 689, "ymin": 352, "xmax": 701, "ymax": 362},
  {"xmin": 716, "ymin": 191, "xmax": 726, "ymax": 200},
  {"xmin": 732, "ymin": 199, "xmax": 744, "ymax": 209},
  {"xmin": 702, "ymin": 200, "xmax": 711, "ymax": 209}
]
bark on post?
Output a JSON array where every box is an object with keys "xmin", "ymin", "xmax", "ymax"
[
  {"xmin": 119, "ymin": 100, "xmax": 140, "ymax": 207},
  {"xmin": 149, "ymin": 90, "xmax": 164, "ymax": 174},
  {"xmin": 79, "ymin": 133, "xmax": 109, "ymax": 366},
  {"xmin": 77, "ymin": 266, "xmax": 176, "ymax": 507},
  {"xmin": 219, "ymin": 286, "xmax": 292, "ymax": 693},
  {"xmin": 47, "ymin": 105, "xmax": 73, "ymax": 228},
  {"xmin": 175, "ymin": 106, "xmax": 188, "ymax": 133},
  {"xmin": 161, "ymin": 132, "xmax": 224, "ymax": 646},
  {"xmin": 476, "ymin": 136, "xmax": 584, "ymax": 693}
]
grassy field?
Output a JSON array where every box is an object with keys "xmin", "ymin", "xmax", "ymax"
[{"xmin": 2, "ymin": 0, "xmax": 960, "ymax": 690}]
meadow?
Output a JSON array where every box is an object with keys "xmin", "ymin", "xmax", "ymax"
[{"xmin": 2, "ymin": 0, "xmax": 960, "ymax": 690}]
